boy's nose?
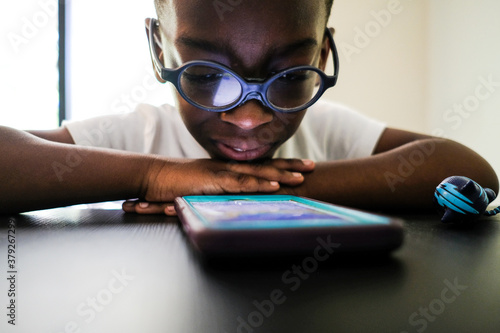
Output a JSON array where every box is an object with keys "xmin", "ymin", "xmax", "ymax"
[{"xmin": 219, "ymin": 101, "xmax": 273, "ymax": 130}]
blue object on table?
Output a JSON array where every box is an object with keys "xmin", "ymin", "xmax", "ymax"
[{"xmin": 434, "ymin": 176, "xmax": 500, "ymax": 223}]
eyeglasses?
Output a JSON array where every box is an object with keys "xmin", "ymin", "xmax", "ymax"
[{"xmin": 147, "ymin": 18, "xmax": 339, "ymax": 113}]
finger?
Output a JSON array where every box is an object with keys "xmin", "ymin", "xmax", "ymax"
[
  {"xmin": 226, "ymin": 163, "xmax": 306, "ymax": 186},
  {"xmin": 122, "ymin": 201, "xmax": 173, "ymax": 215},
  {"xmin": 270, "ymin": 158, "xmax": 315, "ymax": 172},
  {"xmin": 122, "ymin": 200, "xmax": 139, "ymax": 213},
  {"xmin": 215, "ymin": 171, "xmax": 281, "ymax": 193},
  {"xmin": 135, "ymin": 202, "xmax": 165, "ymax": 214},
  {"xmin": 164, "ymin": 204, "xmax": 178, "ymax": 216}
]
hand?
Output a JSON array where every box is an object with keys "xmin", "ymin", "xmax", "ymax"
[{"xmin": 122, "ymin": 158, "xmax": 315, "ymax": 215}]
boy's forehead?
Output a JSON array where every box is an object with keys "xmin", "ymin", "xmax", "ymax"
[{"xmin": 161, "ymin": 0, "xmax": 325, "ymax": 37}]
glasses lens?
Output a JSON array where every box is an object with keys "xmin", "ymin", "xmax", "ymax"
[
  {"xmin": 179, "ymin": 65, "xmax": 242, "ymax": 109},
  {"xmin": 267, "ymin": 69, "xmax": 321, "ymax": 111}
]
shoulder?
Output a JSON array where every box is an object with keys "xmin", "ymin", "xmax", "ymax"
[
  {"xmin": 126, "ymin": 103, "xmax": 180, "ymax": 124},
  {"xmin": 303, "ymin": 99, "xmax": 369, "ymax": 121},
  {"xmin": 62, "ymin": 103, "xmax": 200, "ymax": 155},
  {"xmin": 131, "ymin": 103, "xmax": 183, "ymax": 132},
  {"xmin": 64, "ymin": 103, "xmax": 181, "ymax": 133},
  {"xmin": 299, "ymin": 99, "xmax": 381, "ymax": 137},
  {"xmin": 276, "ymin": 99, "xmax": 386, "ymax": 161}
]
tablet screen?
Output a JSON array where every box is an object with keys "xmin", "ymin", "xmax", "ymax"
[{"xmin": 189, "ymin": 199, "xmax": 386, "ymax": 229}]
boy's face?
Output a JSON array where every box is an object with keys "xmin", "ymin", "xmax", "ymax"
[{"xmin": 156, "ymin": 0, "xmax": 329, "ymax": 161}]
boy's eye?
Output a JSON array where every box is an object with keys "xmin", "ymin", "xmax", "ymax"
[
  {"xmin": 276, "ymin": 70, "xmax": 313, "ymax": 82},
  {"xmin": 182, "ymin": 72, "xmax": 225, "ymax": 84},
  {"xmin": 180, "ymin": 64, "xmax": 237, "ymax": 87}
]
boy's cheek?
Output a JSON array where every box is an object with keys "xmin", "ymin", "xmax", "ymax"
[{"xmin": 178, "ymin": 101, "xmax": 214, "ymax": 127}]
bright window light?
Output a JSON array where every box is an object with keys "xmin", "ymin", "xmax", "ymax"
[
  {"xmin": 0, "ymin": 0, "xmax": 59, "ymax": 130},
  {"xmin": 0, "ymin": 1, "xmax": 175, "ymax": 131},
  {"xmin": 68, "ymin": 0, "xmax": 175, "ymax": 121}
]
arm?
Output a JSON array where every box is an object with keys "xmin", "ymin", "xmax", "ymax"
[
  {"xmin": 1, "ymin": 126, "xmax": 146, "ymax": 214},
  {"xmin": 284, "ymin": 128, "xmax": 499, "ymax": 213},
  {"xmin": 0, "ymin": 126, "xmax": 314, "ymax": 215},
  {"xmin": 26, "ymin": 127, "xmax": 75, "ymax": 144}
]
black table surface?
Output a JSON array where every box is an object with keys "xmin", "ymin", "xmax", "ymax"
[{"xmin": 1, "ymin": 206, "xmax": 500, "ymax": 333}]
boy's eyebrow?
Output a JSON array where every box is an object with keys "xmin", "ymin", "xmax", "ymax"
[
  {"xmin": 175, "ymin": 36, "xmax": 319, "ymax": 58},
  {"xmin": 275, "ymin": 38, "xmax": 319, "ymax": 57},
  {"xmin": 176, "ymin": 36, "xmax": 228, "ymax": 55}
]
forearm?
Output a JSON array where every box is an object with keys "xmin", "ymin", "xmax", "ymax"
[
  {"xmin": 0, "ymin": 126, "xmax": 151, "ymax": 214},
  {"xmin": 291, "ymin": 138, "xmax": 499, "ymax": 212},
  {"xmin": 1, "ymin": 127, "xmax": 314, "ymax": 215}
]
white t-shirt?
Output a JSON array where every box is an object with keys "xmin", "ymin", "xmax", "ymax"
[{"xmin": 63, "ymin": 100, "xmax": 386, "ymax": 161}]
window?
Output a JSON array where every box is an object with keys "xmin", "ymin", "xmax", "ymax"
[
  {"xmin": 1, "ymin": 0, "xmax": 174, "ymax": 130},
  {"xmin": 67, "ymin": 0, "xmax": 174, "ymax": 121},
  {"xmin": 0, "ymin": 0, "xmax": 59, "ymax": 130}
]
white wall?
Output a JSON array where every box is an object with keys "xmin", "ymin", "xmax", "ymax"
[
  {"xmin": 326, "ymin": 0, "xmax": 427, "ymax": 132},
  {"xmin": 426, "ymin": 0, "xmax": 500, "ymax": 180},
  {"xmin": 327, "ymin": 0, "xmax": 500, "ymax": 185}
]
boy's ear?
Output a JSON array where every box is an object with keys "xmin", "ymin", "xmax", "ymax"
[
  {"xmin": 145, "ymin": 18, "xmax": 167, "ymax": 83},
  {"xmin": 318, "ymin": 27, "xmax": 335, "ymax": 72}
]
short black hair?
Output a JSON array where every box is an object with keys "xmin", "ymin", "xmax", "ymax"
[
  {"xmin": 325, "ymin": 0, "xmax": 334, "ymax": 21},
  {"xmin": 155, "ymin": 0, "xmax": 334, "ymax": 25}
]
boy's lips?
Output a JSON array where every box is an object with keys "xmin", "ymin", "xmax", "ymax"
[{"xmin": 214, "ymin": 140, "xmax": 274, "ymax": 161}]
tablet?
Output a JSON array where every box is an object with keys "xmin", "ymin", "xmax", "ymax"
[{"xmin": 174, "ymin": 195, "xmax": 404, "ymax": 257}]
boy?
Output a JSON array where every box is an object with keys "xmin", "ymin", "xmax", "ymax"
[{"xmin": 0, "ymin": 0, "xmax": 497, "ymax": 215}]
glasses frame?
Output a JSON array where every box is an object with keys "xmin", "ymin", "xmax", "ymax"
[{"xmin": 147, "ymin": 18, "xmax": 339, "ymax": 113}]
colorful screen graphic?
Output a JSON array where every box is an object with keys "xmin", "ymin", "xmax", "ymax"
[{"xmin": 190, "ymin": 200, "xmax": 359, "ymax": 229}]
